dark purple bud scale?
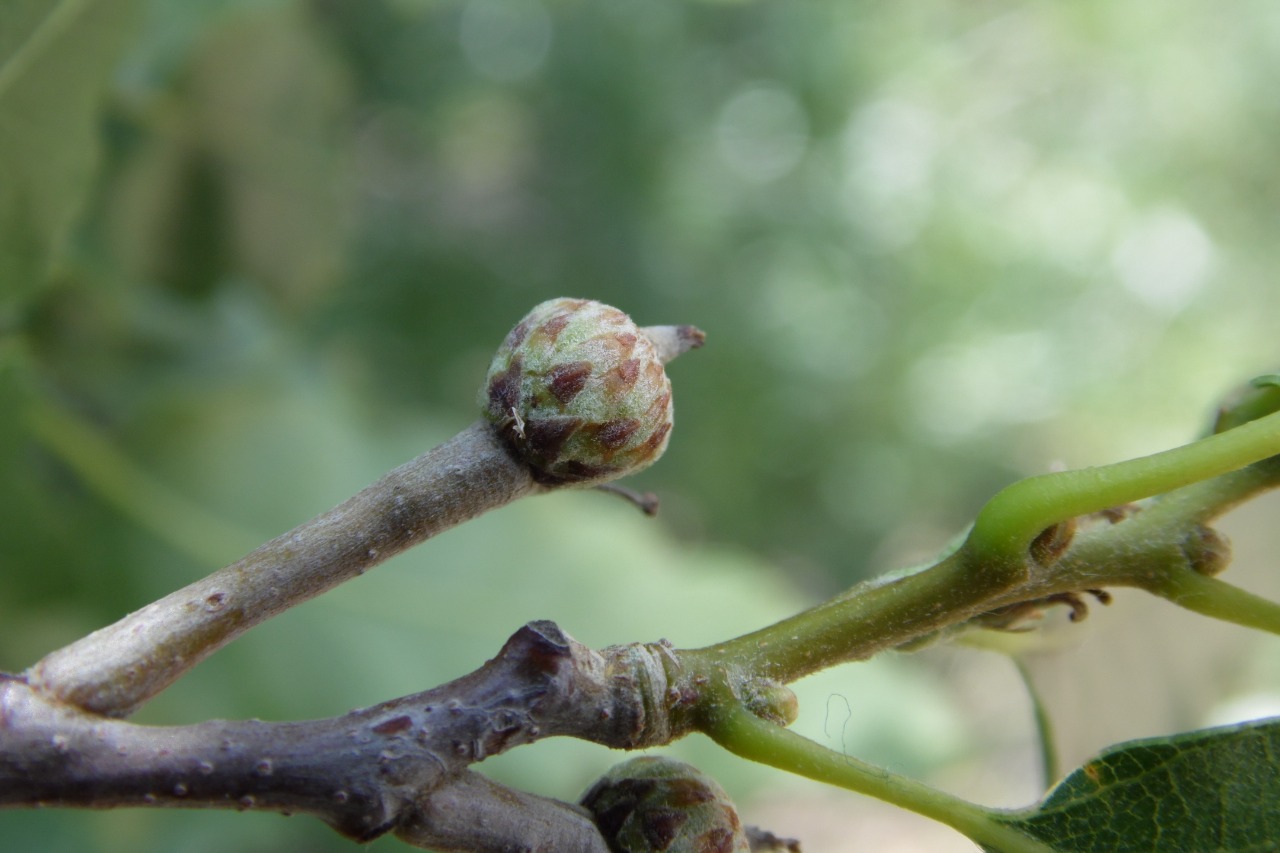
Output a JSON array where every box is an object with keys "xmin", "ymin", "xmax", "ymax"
[{"xmin": 580, "ymin": 756, "xmax": 750, "ymax": 852}]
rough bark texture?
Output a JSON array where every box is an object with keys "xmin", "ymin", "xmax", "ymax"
[{"xmin": 3, "ymin": 623, "xmax": 686, "ymax": 847}]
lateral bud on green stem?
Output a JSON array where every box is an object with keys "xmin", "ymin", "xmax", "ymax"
[
  {"xmin": 1029, "ymin": 518, "xmax": 1077, "ymax": 567},
  {"xmin": 1212, "ymin": 373, "xmax": 1280, "ymax": 435},
  {"xmin": 1182, "ymin": 524, "xmax": 1232, "ymax": 576},
  {"xmin": 480, "ymin": 298, "xmax": 704, "ymax": 487},
  {"xmin": 741, "ymin": 678, "xmax": 799, "ymax": 727}
]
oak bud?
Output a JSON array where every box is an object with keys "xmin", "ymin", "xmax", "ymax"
[
  {"xmin": 479, "ymin": 298, "xmax": 676, "ymax": 486},
  {"xmin": 580, "ymin": 756, "xmax": 750, "ymax": 852}
]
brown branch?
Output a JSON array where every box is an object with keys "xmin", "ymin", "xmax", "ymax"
[
  {"xmin": 26, "ymin": 422, "xmax": 539, "ymax": 718},
  {"xmin": 2, "ymin": 622, "xmax": 687, "ymax": 848}
]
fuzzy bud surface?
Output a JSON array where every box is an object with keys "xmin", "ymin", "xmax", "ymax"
[
  {"xmin": 479, "ymin": 298, "xmax": 674, "ymax": 486},
  {"xmin": 580, "ymin": 756, "xmax": 750, "ymax": 852}
]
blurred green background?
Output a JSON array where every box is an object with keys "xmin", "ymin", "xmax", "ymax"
[{"xmin": 4, "ymin": 1, "xmax": 1280, "ymax": 850}]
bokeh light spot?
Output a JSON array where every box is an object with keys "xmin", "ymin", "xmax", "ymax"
[
  {"xmin": 715, "ymin": 82, "xmax": 810, "ymax": 183},
  {"xmin": 842, "ymin": 98, "xmax": 938, "ymax": 248},
  {"xmin": 1111, "ymin": 207, "xmax": 1215, "ymax": 314},
  {"xmin": 908, "ymin": 331, "xmax": 1061, "ymax": 442}
]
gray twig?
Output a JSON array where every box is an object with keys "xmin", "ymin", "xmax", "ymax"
[
  {"xmin": 26, "ymin": 422, "xmax": 539, "ymax": 718},
  {"xmin": 3, "ymin": 622, "xmax": 682, "ymax": 849}
]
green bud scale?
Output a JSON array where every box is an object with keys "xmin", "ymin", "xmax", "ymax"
[{"xmin": 479, "ymin": 298, "xmax": 676, "ymax": 486}]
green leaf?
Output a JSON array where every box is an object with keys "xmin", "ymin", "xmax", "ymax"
[
  {"xmin": 994, "ymin": 717, "xmax": 1280, "ymax": 852},
  {"xmin": 0, "ymin": 0, "xmax": 139, "ymax": 303}
]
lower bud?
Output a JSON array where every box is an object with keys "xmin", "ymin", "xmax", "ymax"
[{"xmin": 581, "ymin": 756, "xmax": 750, "ymax": 852}]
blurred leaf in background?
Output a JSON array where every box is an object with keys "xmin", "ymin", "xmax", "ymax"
[
  {"xmin": 4, "ymin": 0, "xmax": 1280, "ymax": 850},
  {"xmin": 0, "ymin": 0, "xmax": 140, "ymax": 305}
]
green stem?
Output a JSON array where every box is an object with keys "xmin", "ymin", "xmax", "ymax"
[
  {"xmin": 966, "ymin": 409, "xmax": 1280, "ymax": 568},
  {"xmin": 689, "ymin": 549, "xmax": 976, "ymax": 680},
  {"xmin": 704, "ymin": 700, "xmax": 1053, "ymax": 853},
  {"xmin": 691, "ymin": 412, "xmax": 1280, "ymax": 684},
  {"xmin": 1145, "ymin": 566, "xmax": 1280, "ymax": 636},
  {"xmin": 1143, "ymin": 457, "xmax": 1280, "ymax": 528},
  {"xmin": 1013, "ymin": 657, "xmax": 1060, "ymax": 791}
]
